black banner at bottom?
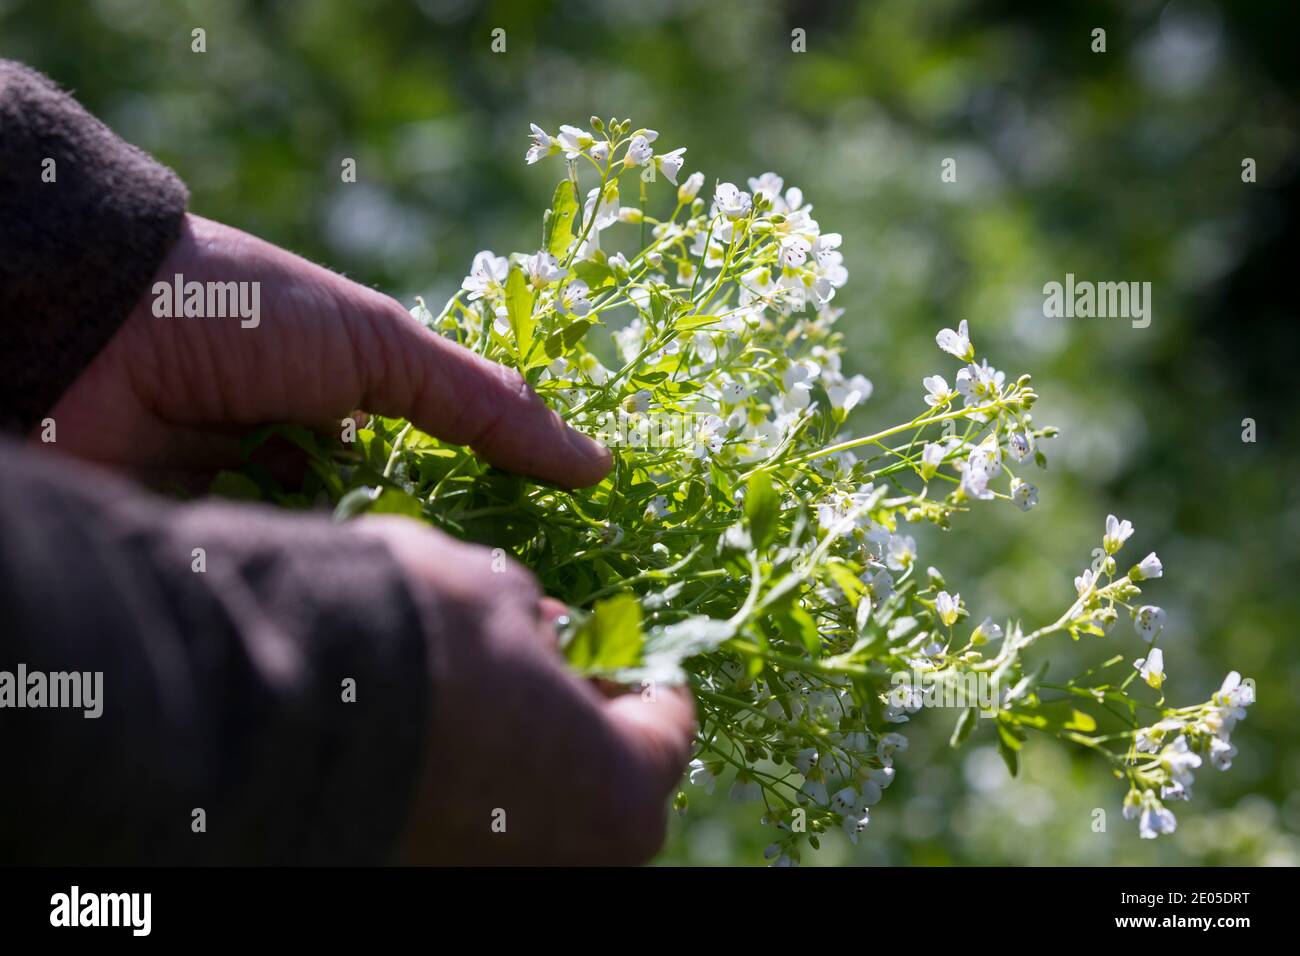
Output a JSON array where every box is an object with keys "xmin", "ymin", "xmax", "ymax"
[{"xmin": 0, "ymin": 865, "xmax": 1278, "ymax": 940}]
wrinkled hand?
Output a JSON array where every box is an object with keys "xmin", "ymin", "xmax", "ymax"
[
  {"xmin": 360, "ymin": 516, "xmax": 695, "ymax": 865},
  {"xmin": 44, "ymin": 213, "xmax": 610, "ymax": 488}
]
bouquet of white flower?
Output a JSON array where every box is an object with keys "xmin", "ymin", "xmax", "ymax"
[{"xmin": 300, "ymin": 118, "xmax": 1253, "ymax": 864}]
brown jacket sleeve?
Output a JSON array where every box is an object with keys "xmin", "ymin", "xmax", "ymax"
[
  {"xmin": 0, "ymin": 438, "xmax": 433, "ymax": 864},
  {"xmin": 0, "ymin": 58, "xmax": 189, "ymax": 434},
  {"xmin": 0, "ymin": 62, "xmax": 434, "ymax": 863}
]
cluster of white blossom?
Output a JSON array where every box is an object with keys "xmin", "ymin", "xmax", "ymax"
[{"xmin": 384, "ymin": 119, "xmax": 1253, "ymax": 864}]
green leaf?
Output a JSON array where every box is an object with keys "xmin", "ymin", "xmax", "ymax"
[
  {"xmin": 825, "ymin": 561, "xmax": 867, "ymax": 608},
  {"xmin": 572, "ymin": 259, "xmax": 614, "ymax": 290},
  {"xmin": 544, "ymin": 318, "xmax": 593, "ymax": 359},
  {"xmin": 543, "ymin": 180, "xmax": 579, "ymax": 259},
  {"xmin": 950, "ymin": 706, "xmax": 979, "ymax": 748},
  {"xmin": 675, "ymin": 313, "xmax": 723, "ymax": 331},
  {"xmin": 210, "ymin": 470, "xmax": 262, "ymax": 502},
  {"xmin": 369, "ymin": 488, "xmax": 424, "ymax": 519},
  {"xmin": 997, "ymin": 721, "xmax": 1022, "ymax": 776},
  {"xmin": 745, "ymin": 471, "xmax": 780, "ymax": 551},
  {"xmin": 565, "ymin": 594, "xmax": 645, "ymax": 674},
  {"xmin": 643, "ymin": 616, "xmax": 735, "ymax": 669},
  {"xmin": 504, "ymin": 266, "xmax": 536, "ymax": 360},
  {"xmin": 775, "ymin": 604, "xmax": 821, "ymax": 657},
  {"xmin": 333, "ymin": 485, "xmax": 381, "ymax": 521},
  {"xmin": 1064, "ymin": 709, "xmax": 1098, "ymax": 733}
]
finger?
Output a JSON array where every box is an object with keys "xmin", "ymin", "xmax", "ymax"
[
  {"xmin": 603, "ymin": 685, "xmax": 696, "ymax": 797},
  {"xmin": 356, "ymin": 295, "xmax": 612, "ymax": 489},
  {"xmin": 538, "ymin": 597, "xmax": 568, "ymax": 623}
]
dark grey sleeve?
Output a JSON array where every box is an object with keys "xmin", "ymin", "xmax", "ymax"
[
  {"xmin": 0, "ymin": 58, "xmax": 189, "ymax": 435},
  {"xmin": 0, "ymin": 438, "xmax": 433, "ymax": 864}
]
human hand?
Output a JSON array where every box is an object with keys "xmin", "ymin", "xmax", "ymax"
[
  {"xmin": 358, "ymin": 516, "xmax": 696, "ymax": 865},
  {"xmin": 42, "ymin": 213, "xmax": 609, "ymax": 488}
]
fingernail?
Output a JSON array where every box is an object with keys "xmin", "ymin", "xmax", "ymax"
[{"xmin": 564, "ymin": 425, "xmax": 612, "ymax": 468}]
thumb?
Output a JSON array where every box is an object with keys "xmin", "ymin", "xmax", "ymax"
[{"xmin": 603, "ymin": 685, "xmax": 696, "ymax": 797}]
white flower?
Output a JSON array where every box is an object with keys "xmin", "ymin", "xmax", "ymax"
[
  {"xmin": 558, "ymin": 280, "xmax": 592, "ymax": 317},
  {"xmin": 831, "ymin": 786, "xmax": 861, "ymax": 817},
  {"xmin": 557, "ymin": 124, "xmax": 595, "ymax": 158},
  {"xmin": 877, "ymin": 732, "xmax": 909, "ymax": 765},
  {"xmin": 922, "ymin": 374, "xmax": 955, "ymax": 407},
  {"xmin": 936, "ymin": 319, "xmax": 974, "ymax": 361},
  {"xmin": 623, "ymin": 130, "xmax": 658, "ymax": 167},
  {"xmin": 1214, "ymin": 671, "xmax": 1255, "ymax": 711},
  {"xmin": 1135, "ymin": 647, "xmax": 1165, "ymax": 689},
  {"xmin": 521, "ymin": 250, "xmax": 565, "ymax": 290},
  {"xmin": 1103, "ymin": 514, "xmax": 1134, "ymax": 554},
  {"xmin": 955, "ymin": 359, "xmax": 1005, "ymax": 406},
  {"xmin": 960, "ymin": 448, "xmax": 996, "ymax": 501},
  {"xmin": 589, "ymin": 141, "xmax": 610, "ymax": 164},
  {"xmin": 935, "ymin": 591, "xmax": 960, "ymax": 627},
  {"xmin": 1139, "ymin": 801, "xmax": 1177, "ymax": 839},
  {"xmin": 1074, "ymin": 568, "xmax": 1096, "ymax": 597},
  {"xmin": 867, "ymin": 766, "xmax": 896, "ymax": 790},
  {"xmin": 461, "ymin": 250, "xmax": 508, "ymax": 300},
  {"xmin": 972, "ymin": 616, "xmax": 1003, "ymax": 644},
  {"xmin": 1133, "ymin": 605, "xmax": 1166, "ymax": 643},
  {"xmin": 885, "ymin": 683, "xmax": 923, "ymax": 723},
  {"xmin": 714, "ymin": 182, "xmax": 752, "ymax": 220},
  {"xmin": 920, "ymin": 442, "xmax": 945, "ymax": 480},
  {"xmin": 828, "ymin": 374, "xmax": 872, "ymax": 411},
  {"xmin": 778, "ymin": 236, "xmax": 810, "ymax": 269},
  {"xmin": 1159, "ymin": 735, "xmax": 1201, "ymax": 787},
  {"xmin": 864, "ymin": 568, "xmax": 894, "ymax": 602},
  {"xmin": 583, "ymin": 185, "xmax": 620, "ymax": 233},
  {"xmin": 644, "ymin": 495, "xmax": 669, "ymax": 520},
  {"xmin": 1122, "ymin": 789, "xmax": 1142, "ymax": 820},
  {"xmin": 655, "ymin": 147, "xmax": 687, "ymax": 185},
  {"xmin": 799, "ymin": 778, "xmax": 829, "ymax": 806},
  {"xmin": 781, "ymin": 359, "xmax": 818, "ymax": 409},
  {"xmin": 1135, "ymin": 718, "xmax": 1183, "ymax": 754},
  {"xmin": 842, "ymin": 811, "xmax": 870, "ymax": 844},
  {"xmin": 492, "ymin": 305, "xmax": 511, "ymax": 337},
  {"xmin": 1161, "ymin": 780, "xmax": 1190, "ymax": 801},
  {"xmin": 793, "ymin": 748, "xmax": 819, "ymax": 776},
  {"xmin": 524, "ymin": 123, "xmax": 558, "ymax": 164},
  {"xmin": 747, "ymin": 172, "xmax": 784, "ymax": 203},
  {"xmin": 1210, "ymin": 737, "xmax": 1237, "ymax": 771},
  {"xmin": 692, "ymin": 415, "xmax": 725, "ymax": 459},
  {"xmin": 607, "ymin": 252, "xmax": 630, "ymax": 278},
  {"xmin": 1007, "ymin": 430, "xmax": 1034, "ymax": 462},
  {"xmin": 720, "ymin": 379, "xmax": 748, "ymax": 405},
  {"xmin": 688, "ymin": 758, "xmax": 715, "ymax": 795},
  {"xmin": 678, "ymin": 170, "xmax": 705, "ymax": 203},
  {"xmin": 623, "ymin": 389, "xmax": 652, "ymax": 414},
  {"xmin": 730, "ymin": 775, "xmax": 762, "ymax": 803},
  {"xmin": 809, "ymin": 234, "xmax": 848, "ymax": 304},
  {"xmin": 1132, "ymin": 551, "xmax": 1163, "ymax": 581},
  {"xmin": 886, "ymin": 534, "xmax": 916, "ymax": 571},
  {"xmin": 1010, "ymin": 477, "xmax": 1038, "ymax": 512},
  {"xmin": 578, "ymin": 353, "xmax": 610, "ymax": 385}
]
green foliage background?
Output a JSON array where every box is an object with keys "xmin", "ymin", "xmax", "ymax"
[{"xmin": 6, "ymin": 0, "xmax": 1297, "ymax": 865}]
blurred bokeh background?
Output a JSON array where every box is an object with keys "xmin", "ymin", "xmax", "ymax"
[{"xmin": 5, "ymin": 0, "xmax": 1297, "ymax": 865}]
